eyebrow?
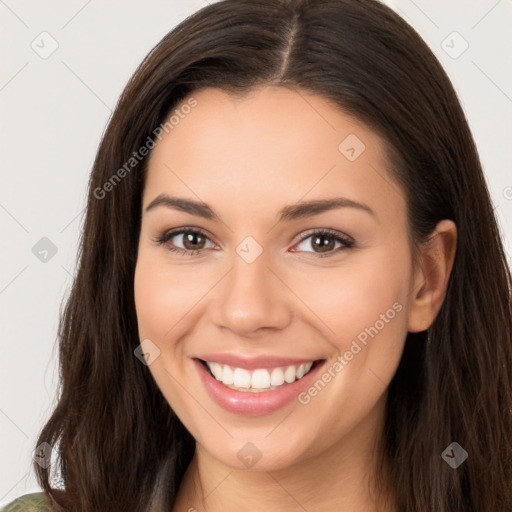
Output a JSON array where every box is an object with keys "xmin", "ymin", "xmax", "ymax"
[{"xmin": 144, "ymin": 194, "xmax": 375, "ymax": 222}]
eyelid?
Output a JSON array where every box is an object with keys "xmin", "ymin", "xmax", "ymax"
[
  {"xmin": 292, "ymin": 227, "xmax": 354, "ymax": 247},
  {"xmin": 153, "ymin": 226, "xmax": 216, "ymax": 251},
  {"xmin": 154, "ymin": 226, "xmax": 354, "ymax": 256}
]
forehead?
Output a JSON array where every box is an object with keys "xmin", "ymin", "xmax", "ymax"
[{"xmin": 143, "ymin": 86, "xmax": 405, "ymax": 224}]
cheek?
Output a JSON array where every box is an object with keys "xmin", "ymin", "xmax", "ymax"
[
  {"xmin": 289, "ymin": 282, "xmax": 409, "ymax": 448},
  {"xmin": 293, "ymin": 245, "xmax": 411, "ymax": 410},
  {"xmin": 331, "ymin": 273, "xmax": 407, "ymax": 351},
  {"xmin": 133, "ymin": 253, "xmax": 199, "ymax": 418},
  {"xmin": 291, "ymin": 244, "xmax": 411, "ymax": 350},
  {"xmin": 134, "ymin": 263, "xmax": 172, "ymax": 340},
  {"xmin": 134, "ymin": 252, "xmax": 200, "ymax": 340}
]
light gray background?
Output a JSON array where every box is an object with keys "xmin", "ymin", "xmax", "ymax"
[{"xmin": 1, "ymin": 0, "xmax": 511, "ymax": 505}]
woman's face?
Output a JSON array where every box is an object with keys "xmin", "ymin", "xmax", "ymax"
[{"xmin": 134, "ymin": 86, "xmax": 416, "ymax": 471}]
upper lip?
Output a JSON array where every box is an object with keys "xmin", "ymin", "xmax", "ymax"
[{"xmin": 194, "ymin": 353, "xmax": 322, "ymax": 370}]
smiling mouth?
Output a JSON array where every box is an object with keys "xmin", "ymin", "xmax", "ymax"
[{"xmin": 197, "ymin": 358, "xmax": 324, "ymax": 393}]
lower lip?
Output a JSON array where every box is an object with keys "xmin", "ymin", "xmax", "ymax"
[{"xmin": 193, "ymin": 358, "xmax": 325, "ymax": 416}]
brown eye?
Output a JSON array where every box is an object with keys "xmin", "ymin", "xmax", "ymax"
[
  {"xmin": 156, "ymin": 228, "xmax": 215, "ymax": 255},
  {"xmin": 155, "ymin": 227, "xmax": 353, "ymax": 258},
  {"xmin": 293, "ymin": 229, "xmax": 354, "ymax": 257}
]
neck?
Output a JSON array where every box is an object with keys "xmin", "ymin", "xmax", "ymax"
[{"xmin": 172, "ymin": 394, "xmax": 396, "ymax": 512}]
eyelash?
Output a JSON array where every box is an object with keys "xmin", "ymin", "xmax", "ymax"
[{"xmin": 154, "ymin": 227, "xmax": 354, "ymax": 258}]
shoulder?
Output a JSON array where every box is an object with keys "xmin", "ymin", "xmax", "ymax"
[{"xmin": 0, "ymin": 493, "xmax": 54, "ymax": 512}]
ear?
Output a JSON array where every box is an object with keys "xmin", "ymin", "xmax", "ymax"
[{"xmin": 408, "ymin": 219, "xmax": 457, "ymax": 333}]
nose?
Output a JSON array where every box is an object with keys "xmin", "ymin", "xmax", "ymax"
[{"xmin": 211, "ymin": 247, "xmax": 293, "ymax": 337}]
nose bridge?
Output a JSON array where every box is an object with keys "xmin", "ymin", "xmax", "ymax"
[{"xmin": 213, "ymin": 237, "xmax": 291, "ymax": 334}]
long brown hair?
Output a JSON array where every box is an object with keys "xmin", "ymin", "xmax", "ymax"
[{"xmin": 34, "ymin": 0, "xmax": 512, "ymax": 510}]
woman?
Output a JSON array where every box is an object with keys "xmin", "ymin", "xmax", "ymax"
[{"xmin": 3, "ymin": 0, "xmax": 511, "ymax": 510}]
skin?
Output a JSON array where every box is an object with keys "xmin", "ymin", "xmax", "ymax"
[{"xmin": 134, "ymin": 86, "xmax": 457, "ymax": 512}]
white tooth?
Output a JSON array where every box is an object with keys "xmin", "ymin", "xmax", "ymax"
[
  {"xmin": 284, "ymin": 366, "xmax": 296, "ymax": 384},
  {"xmin": 233, "ymin": 367, "xmax": 251, "ymax": 388},
  {"xmin": 270, "ymin": 368, "xmax": 285, "ymax": 386},
  {"xmin": 208, "ymin": 362, "xmax": 223, "ymax": 381},
  {"xmin": 207, "ymin": 361, "xmax": 315, "ymax": 390},
  {"xmin": 222, "ymin": 365, "xmax": 234, "ymax": 385},
  {"xmin": 251, "ymin": 369, "xmax": 271, "ymax": 389}
]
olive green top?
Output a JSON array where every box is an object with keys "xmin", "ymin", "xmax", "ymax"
[
  {"xmin": 1, "ymin": 492, "xmax": 165, "ymax": 511},
  {"xmin": 1, "ymin": 493, "xmax": 53, "ymax": 512}
]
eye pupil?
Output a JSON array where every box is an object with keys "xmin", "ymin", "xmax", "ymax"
[
  {"xmin": 184, "ymin": 232, "xmax": 205, "ymax": 250},
  {"xmin": 312, "ymin": 234, "xmax": 335, "ymax": 253},
  {"xmin": 160, "ymin": 229, "xmax": 349, "ymax": 257}
]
